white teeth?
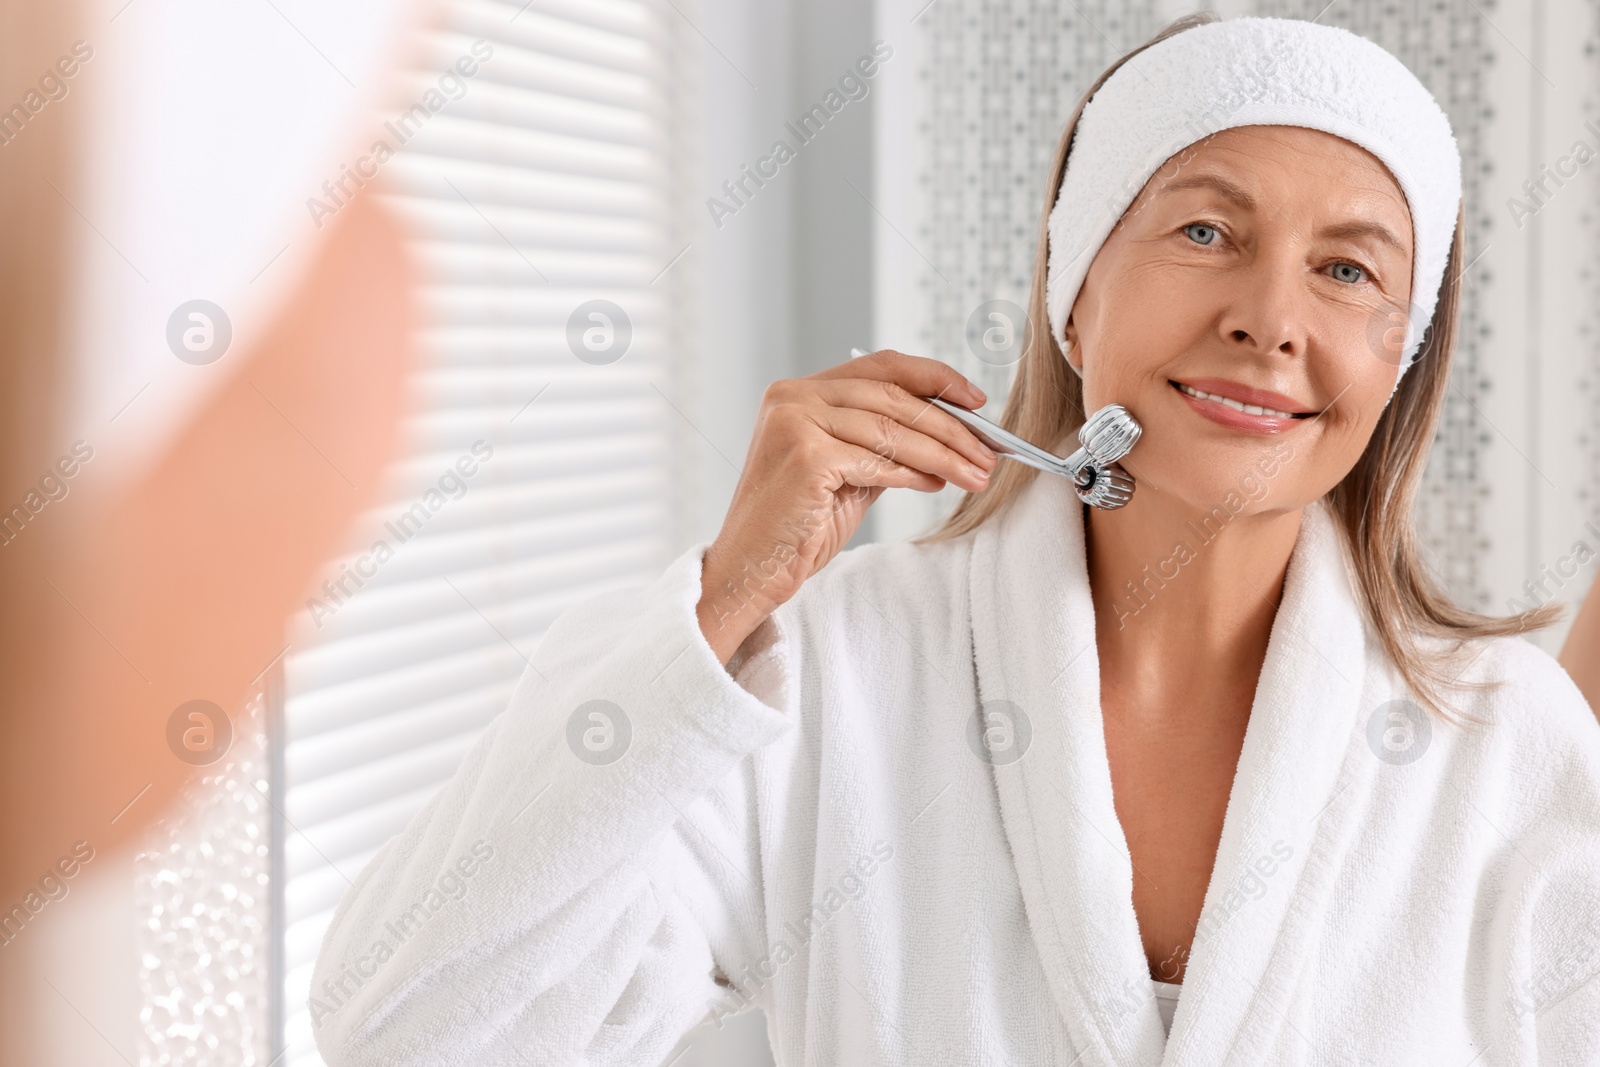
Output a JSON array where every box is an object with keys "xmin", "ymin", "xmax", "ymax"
[{"xmin": 1176, "ymin": 382, "xmax": 1297, "ymax": 419}]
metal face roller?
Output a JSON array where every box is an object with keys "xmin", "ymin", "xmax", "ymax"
[
  {"xmin": 1061, "ymin": 404, "xmax": 1141, "ymax": 509},
  {"xmin": 846, "ymin": 348, "xmax": 1143, "ymax": 509},
  {"xmin": 920, "ymin": 395, "xmax": 1141, "ymax": 509}
]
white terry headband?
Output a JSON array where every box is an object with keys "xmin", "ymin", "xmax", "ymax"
[{"xmin": 1046, "ymin": 16, "xmax": 1462, "ymax": 379}]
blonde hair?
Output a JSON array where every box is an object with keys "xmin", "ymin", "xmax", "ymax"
[{"xmin": 915, "ymin": 11, "xmax": 1561, "ymax": 727}]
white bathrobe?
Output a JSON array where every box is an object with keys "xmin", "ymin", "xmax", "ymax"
[{"xmin": 310, "ymin": 468, "xmax": 1600, "ymax": 1066}]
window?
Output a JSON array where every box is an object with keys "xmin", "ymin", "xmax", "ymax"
[{"xmin": 272, "ymin": 1, "xmax": 688, "ymax": 1062}]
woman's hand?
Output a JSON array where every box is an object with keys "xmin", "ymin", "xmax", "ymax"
[{"xmin": 695, "ymin": 349, "xmax": 999, "ymax": 666}]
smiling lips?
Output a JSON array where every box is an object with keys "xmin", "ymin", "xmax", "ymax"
[{"xmin": 1170, "ymin": 378, "xmax": 1321, "ymax": 434}]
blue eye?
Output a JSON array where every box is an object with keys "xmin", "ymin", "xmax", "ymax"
[
  {"xmin": 1183, "ymin": 222, "xmax": 1219, "ymax": 246},
  {"xmin": 1330, "ymin": 262, "xmax": 1368, "ymax": 284}
]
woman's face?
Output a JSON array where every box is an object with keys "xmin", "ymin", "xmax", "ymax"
[{"xmin": 1066, "ymin": 124, "xmax": 1415, "ymax": 515}]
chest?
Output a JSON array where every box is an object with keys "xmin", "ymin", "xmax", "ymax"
[{"xmin": 1101, "ymin": 691, "xmax": 1252, "ymax": 982}]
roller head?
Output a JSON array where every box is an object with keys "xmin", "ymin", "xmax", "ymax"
[
  {"xmin": 1071, "ymin": 403, "xmax": 1140, "ymax": 509},
  {"xmin": 1074, "ymin": 461, "xmax": 1135, "ymax": 509},
  {"xmin": 1078, "ymin": 403, "xmax": 1141, "ymax": 466}
]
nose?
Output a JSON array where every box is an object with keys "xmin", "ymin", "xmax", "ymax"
[{"xmin": 1217, "ymin": 248, "xmax": 1310, "ymax": 358}]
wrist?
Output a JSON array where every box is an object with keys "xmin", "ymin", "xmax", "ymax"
[{"xmin": 697, "ymin": 549, "xmax": 783, "ymax": 668}]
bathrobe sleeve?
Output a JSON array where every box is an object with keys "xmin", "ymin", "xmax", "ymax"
[
  {"xmin": 1483, "ymin": 642, "xmax": 1600, "ymax": 1062},
  {"xmin": 1527, "ymin": 713, "xmax": 1600, "ymax": 1061},
  {"xmin": 309, "ymin": 542, "xmax": 799, "ymax": 1067},
  {"xmin": 1529, "ymin": 832, "xmax": 1600, "ymax": 1063}
]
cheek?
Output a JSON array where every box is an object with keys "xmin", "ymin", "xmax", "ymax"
[
  {"xmin": 1288, "ymin": 363, "xmax": 1398, "ymax": 490},
  {"xmin": 1078, "ymin": 261, "xmax": 1207, "ymax": 401}
]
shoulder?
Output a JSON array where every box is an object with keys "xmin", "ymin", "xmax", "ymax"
[
  {"xmin": 1440, "ymin": 632, "xmax": 1600, "ymax": 823},
  {"xmin": 787, "ymin": 527, "xmax": 977, "ymax": 623},
  {"xmin": 1449, "ymin": 632, "xmax": 1598, "ymax": 740},
  {"xmin": 719, "ymin": 527, "xmax": 979, "ymax": 730},
  {"xmin": 761, "ymin": 526, "xmax": 979, "ymax": 677},
  {"xmin": 1446, "ymin": 636, "xmax": 1600, "ymax": 983}
]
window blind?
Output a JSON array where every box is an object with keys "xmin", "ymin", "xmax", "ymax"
[{"xmin": 273, "ymin": 1, "xmax": 683, "ymax": 1063}]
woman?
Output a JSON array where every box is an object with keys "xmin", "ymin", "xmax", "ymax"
[{"xmin": 311, "ymin": 14, "xmax": 1600, "ymax": 1065}]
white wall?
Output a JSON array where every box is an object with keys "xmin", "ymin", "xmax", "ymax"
[
  {"xmin": 675, "ymin": 0, "xmax": 798, "ymax": 554},
  {"xmin": 678, "ymin": 0, "xmax": 880, "ymax": 555},
  {"xmin": 664, "ymin": 0, "xmax": 880, "ymax": 1058}
]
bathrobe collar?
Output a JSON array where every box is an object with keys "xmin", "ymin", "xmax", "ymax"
[{"xmin": 968, "ymin": 468, "xmax": 1374, "ymax": 1065}]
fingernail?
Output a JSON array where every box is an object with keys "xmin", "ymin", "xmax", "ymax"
[{"xmin": 970, "ymin": 464, "xmax": 989, "ymax": 480}]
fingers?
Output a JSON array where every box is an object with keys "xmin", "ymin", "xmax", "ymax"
[
  {"xmin": 811, "ymin": 349, "xmax": 987, "ymax": 408},
  {"xmin": 829, "ymin": 439, "xmax": 949, "ymax": 494},
  {"xmin": 815, "ymin": 405, "xmax": 993, "ymax": 493},
  {"xmin": 813, "ymin": 376, "xmax": 999, "ymax": 471},
  {"xmin": 757, "ymin": 349, "xmax": 1001, "ymax": 502}
]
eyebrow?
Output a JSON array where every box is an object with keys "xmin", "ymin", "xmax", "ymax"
[
  {"xmin": 1161, "ymin": 173, "xmax": 1258, "ymax": 211},
  {"xmin": 1318, "ymin": 219, "xmax": 1409, "ymax": 254},
  {"xmin": 1157, "ymin": 173, "xmax": 1409, "ymax": 254}
]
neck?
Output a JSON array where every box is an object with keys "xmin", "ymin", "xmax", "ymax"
[{"xmin": 1084, "ymin": 489, "xmax": 1303, "ymax": 719}]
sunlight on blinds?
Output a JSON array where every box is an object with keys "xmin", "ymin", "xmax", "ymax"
[{"xmin": 275, "ymin": 1, "xmax": 680, "ymax": 1063}]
